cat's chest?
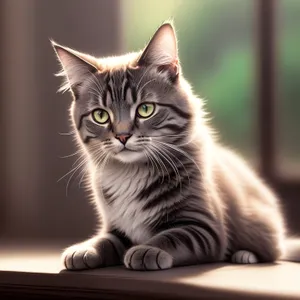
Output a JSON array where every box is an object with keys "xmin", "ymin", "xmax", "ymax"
[{"xmin": 97, "ymin": 163, "xmax": 154, "ymax": 243}]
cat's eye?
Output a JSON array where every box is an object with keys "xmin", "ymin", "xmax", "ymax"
[
  {"xmin": 92, "ymin": 109, "xmax": 110, "ymax": 124},
  {"xmin": 137, "ymin": 103, "xmax": 155, "ymax": 118}
]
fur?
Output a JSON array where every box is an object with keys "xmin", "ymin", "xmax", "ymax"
[{"xmin": 52, "ymin": 22, "xmax": 299, "ymax": 271}]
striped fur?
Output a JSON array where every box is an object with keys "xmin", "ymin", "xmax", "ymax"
[
  {"xmin": 53, "ymin": 23, "xmax": 298, "ymax": 271},
  {"xmin": 231, "ymin": 250, "xmax": 258, "ymax": 264}
]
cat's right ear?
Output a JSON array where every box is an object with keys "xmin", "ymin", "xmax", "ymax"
[
  {"xmin": 51, "ymin": 41, "xmax": 98, "ymax": 98},
  {"xmin": 137, "ymin": 22, "xmax": 179, "ymax": 82}
]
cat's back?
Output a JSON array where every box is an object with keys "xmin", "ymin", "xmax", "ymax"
[{"xmin": 214, "ymin": 145, "xmax": 280, "ymax": 209}]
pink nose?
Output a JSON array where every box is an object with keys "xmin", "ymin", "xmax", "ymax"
[{"xmin": 115, "ymin": 134, "xmax": 132, "ymax": 145}]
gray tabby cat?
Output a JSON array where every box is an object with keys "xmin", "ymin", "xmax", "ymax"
[{"xmin": 52, "ymin": 23, "xmax": 299, "ymax": 271}]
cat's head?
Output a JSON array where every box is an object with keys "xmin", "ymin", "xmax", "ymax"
[{"xmin": 53, "ymin": 23, "xmax": 197, "ymax": 165}]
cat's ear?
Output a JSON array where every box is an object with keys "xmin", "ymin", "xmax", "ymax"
[
  {"xmin": 138, "ymin": 22, "xmax": 179, "ymax": 80},
  {"xmin": 51, "ymin": 41, "xmax": 98, "ymax": 97}
]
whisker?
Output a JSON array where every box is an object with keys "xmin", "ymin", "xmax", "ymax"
[
  {"xmin": 62, "ymin": 157, "xmax": 90, "ymax": 196},
  {"xmin": 139, "ymin": 78, "xmax": 156, "ymax": 94},
  {"xmin": 78, "ymin": 166, "xmax": 90, "ymax": 188},
  {"xmin": 154, "ymin": 140, "xmax": 202, "ymax": 175},
  {"xmin": 57, "ymin": 159, "xmax": 86, "ymax": 183},
  {"xmin": 154, "ymin": 142, "xmax": 191, "ymax": 186},
  {"xmin": 142, "ymin": 147, "xmax": 156, "ymax": 175},
  {"xmin": 150, "ymin": 131, "xmax": 190, "ymax": 138},
  {"xmin": 58, "ymin": 143, "xmax": 101, "ymax": 195},
  {"xmin": 136, "ymin": 67, "xmax": 151, "ymax": 90},
  {"xmin": 86, "ymin": 71, "xmax": 104, "ymax": 95},
  {"xmin": 59, "ymin": 149, "xmax": 82, "ymax": 159},
  {"xmin": 150, "ymin": 148, "xmax": 165, "ymax": 183},
  {"xmin": 150, "ymin": 131, "xmax": 195, "ymax": 146},
  {"xmin": 148, "ymin": 145, "xmax": 170, "ymax": 183},
  {"xmin": 90, "ymin": 71, "xmax": 104, "ymax": 94},
  {"xmin": 71, "ymin": 144, "xmax": 99, "ymax": 167},
  {"xmin": 78, "ymin": 149, "xmax": 106, "ymax": 189},
  {"xmin": 144, "ymin": 146, "xmax": 164, "ymax": 182},
  {"xmin": 58, "ymin": 130, "xmax": 76, "ymax": 136},
  {"xmin": 97, "ymin": 153, "xmax": 111, "ymax": 200},
  {"xmin": 150, "ymin": 143, "xmax": 182, "ymax": 191},
  {"xmin": 88, "ymin": 90, "xmax": 102, "ymax": 99}
]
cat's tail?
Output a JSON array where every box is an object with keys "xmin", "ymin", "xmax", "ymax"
[{"xmin": 280, "ymin": 238, "xmax": 300, "ymax": 262}]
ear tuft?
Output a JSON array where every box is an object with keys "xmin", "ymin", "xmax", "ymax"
[
  {"xmin": 51, "ymin": 41, "xmax": 98, "ymax": 96},
  {"xmin": 138, "ymin": 23, "xmax": 178, "ymax": 67},
  {"xmin": 138, "ymin": 23, "xmax": 179, "ymax": 82}
]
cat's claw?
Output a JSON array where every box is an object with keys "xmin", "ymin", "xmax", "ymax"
[
  {"xmin": 124, "ymin": 245, "xmax": 173, "ymax": 271},
  {"xmin": 62, "ymin": 244, "xmax": 102, "ymax": 270}
]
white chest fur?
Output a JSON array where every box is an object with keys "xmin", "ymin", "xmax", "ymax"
[{"xmin": 95, "ymin": 162, "xmax": 155, "ymax": 244}]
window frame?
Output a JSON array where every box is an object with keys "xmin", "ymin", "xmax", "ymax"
[{"xmin": 257, "ymin": 0, "xmax": 300, "ymax": 193}]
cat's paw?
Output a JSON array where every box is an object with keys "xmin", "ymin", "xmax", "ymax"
[
  {"xmin": 124, "ymin": 245, "xmax": 173, "ymax": 271},
  {"xmin": 231, "ymin": 250, "xmax": 259, "ymax": 264},
  {"xmin": 62, "ymin": 244, "xmax": 103, "ymax": 270}
]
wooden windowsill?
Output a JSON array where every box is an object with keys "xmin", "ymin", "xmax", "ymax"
[{"xmin": 0, "ymin": 241, "xmax": 300, "ymax": 299}]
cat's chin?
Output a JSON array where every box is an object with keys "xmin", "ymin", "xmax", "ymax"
[{"xmin": 114, "ymin": 149, "xmax": 146, "ymax": 164}]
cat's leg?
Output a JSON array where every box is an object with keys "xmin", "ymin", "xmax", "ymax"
[
  {"xmin": 231, "ymin": 250, "xmax": 259, "ymax": 264},
  {"xmin": 63, "ymin": 229, "xmax": 132, "ymax": 270},
  {"xmin": 124, "ymin": 224, "xmax": 224, "ymax": 271}
]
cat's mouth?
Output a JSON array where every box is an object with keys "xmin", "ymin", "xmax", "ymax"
[
  {"xmin": 114, "ymin": 146, "xmax": 146, "ymax": 163},
  {"xmin": 120, "ymin": 147, "xmax": 138, "ymax": 153}
]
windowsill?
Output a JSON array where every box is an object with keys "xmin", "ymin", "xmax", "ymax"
[{"xmin": 0, "ymin": 241, "xmax": 300, "ymax": 299}]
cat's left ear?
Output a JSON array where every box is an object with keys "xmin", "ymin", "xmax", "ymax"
[
  {"xmin": 51, "ymin": 41, "xmax": 98, "ymax": 97},
  {"xmin": 138, "ymin": 22, "xmax": 179, "ymax": 81}
]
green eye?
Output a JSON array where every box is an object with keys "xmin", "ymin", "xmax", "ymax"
[
  {"xmin": 92, "ymin": 109, "xmax": 110, "ymax": 124},
  {"xmin": 137, "ymin": 103, "xmax": 155, "ymax": 118}
]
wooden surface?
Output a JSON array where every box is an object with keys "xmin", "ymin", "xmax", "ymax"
[{"xmin": 0, "ymin": 241, "xmax": 300, "ymax": 299}]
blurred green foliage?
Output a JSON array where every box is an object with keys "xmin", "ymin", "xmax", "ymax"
[{"xmin": 124, "ymin": 0, "xmax": 300, "ymax": 168}]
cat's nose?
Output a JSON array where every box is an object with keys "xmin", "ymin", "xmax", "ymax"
[{"xmin": 115, "ymin": 133, "xmax": 132, "ymax": 145}]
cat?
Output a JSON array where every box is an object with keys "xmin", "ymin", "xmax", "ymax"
[{"xmin": 52, "ymin": 22, "xmax": 300, "ymax": 271}]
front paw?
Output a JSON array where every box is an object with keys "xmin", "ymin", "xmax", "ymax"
[
  {"xmin": 62, "ymin": 243, "xmax": 103, "ymax": 270},
  {"xmin": 124, "ymin": 245, "xmax": 173, "ymax": 271}
]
